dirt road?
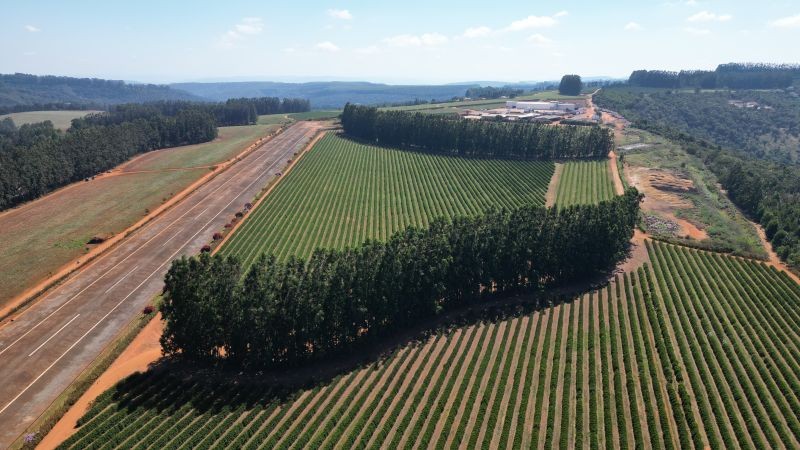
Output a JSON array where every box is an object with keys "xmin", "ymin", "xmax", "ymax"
[{"xmin": 0, "ymin": 121, "xmax": 324, "ymax": 447}]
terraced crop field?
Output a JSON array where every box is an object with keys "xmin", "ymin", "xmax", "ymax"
[
  {"xmin": 554, "ymin": 160, "xmax": 616, "ymax": 207},
  {"xmin": 220, "ymin": 132, "xmax": 554, "ymax": 267},
  {"xmin": 60, "ymin": 242, "xmax": 800, "ymax": 449}
]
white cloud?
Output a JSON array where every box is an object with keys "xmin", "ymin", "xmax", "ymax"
[
  {"xmin": 383, "ymin": 33, "xmax": 448, "ymax": 47},
  {"xmin": 327, "ymin": 9, "xmax": 353, "ymax": 20},
  {"xmin": 315, "ymin": 41, "xmax": 340, "ymax": 52},
  {"xmin": 217, "ymin": 17, "xmax": 264, "ymax": 48},
  {"xmin": 24, "ymin": 25, "xmax": 40, "ymax": 32},
  {"xmin": 624, "ymin": 21, "xmax": 643, "ymax": 31},
  {"xmin": 282, "ymin": 47, "xmax": 296, "ymax": 53},
  {"xmin": 355, "ymin": 45, "xmax": 380, "ymax": 54},
  {"xmin": 687, "ymin": 11, "xmax": 731, "ymax": 22},
  {"xmin": 769, "ymin": 14, "xmax": 800, "ymax": 28},
  {"xmin": 462, "ymin": 26, "xmax": 491, "ymax": 38},
  {"xmin": 684, "ymin": 26, "xmax": 711, "ymax": 35},
  {"xmin": 554, "ymin": 11, "xmax": 569, "ymax": 18},
  {"xmin": 527, "ymin": 33, "xmax": 553, "ymax": 46},
  {"xmin": 685, "ymin": 0, "xmax": 697, "ymax": 6},
  {"xmin": 504, "ymin": 15, "xmax": 559, "ymax": 31}
]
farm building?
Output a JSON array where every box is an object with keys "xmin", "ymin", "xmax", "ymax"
[{"xmin": 505, "ymin": 100, "xmax": 578, "ymax": 112}]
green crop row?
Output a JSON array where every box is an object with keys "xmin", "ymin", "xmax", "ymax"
[{"xmin": 64, "ymin": 241, "xmax": 800, "ymax": 449}]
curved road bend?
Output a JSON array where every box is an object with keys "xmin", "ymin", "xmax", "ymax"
[{"xmin": 0, "ymin": 121, "xmax": 324, "ymax": 447}]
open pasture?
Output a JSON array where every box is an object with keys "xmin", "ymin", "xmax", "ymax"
[
  {"xmin": 219, "ymin": 132, "xmax": 554, "ymax": 267},
  {"xmin": 59, "ymin": 241, "xmax": 800, "ymax": 449}
]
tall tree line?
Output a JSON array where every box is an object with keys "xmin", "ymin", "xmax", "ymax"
[
  {"xmin": 464, "ymin": 86, "xmax": 524, "ymax": 99},
  {"xmin": 0, "ymin": 105, "xmax": 217, "ymax": 210},
  {"xmin": 341, "ymin": 104, "xmax": 613, "ymax": 159},
  {"xmin": 628, "ymin": 63, "xmax": 800, "ymax": 89},
  {"xmin": 160, "ymin": 189, "xmax": 641, "ymax": 368}
]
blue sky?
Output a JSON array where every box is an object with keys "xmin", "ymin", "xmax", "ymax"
[{"xmin": 2, "ymin": 0, "xmax": 799, "ymax": 84}]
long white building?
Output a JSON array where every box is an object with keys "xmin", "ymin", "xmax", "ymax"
[{"xmin": 505, "ymin": 100, "xmax": 577, "ymax": 112}]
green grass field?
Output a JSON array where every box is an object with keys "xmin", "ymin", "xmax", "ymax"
[
  {"xmin": 554, "ymin": 160, "xmax": 616, "ymax": 207},
  {"xmin": 0, "ymin": 110, "xmax": 99, "ymax": 130},
  {"xmin": 122, "ymin": 124, "xmax": 280, "ymax": 172},
  {"xmin": 219, "ymin": 133, "xmax": 554, "ymax": 267},
  {"xmin": 60, "ymin": 242, "xmax": 800, "ymax": 449}
]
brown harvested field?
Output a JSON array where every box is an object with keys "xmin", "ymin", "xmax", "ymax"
[{"xmin": 0, "ymin": 123, "xmax": 280, "ymax": 308}]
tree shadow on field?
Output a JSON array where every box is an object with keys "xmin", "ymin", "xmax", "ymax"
[{"xmin": 99, "ymin": 251, "xmax": 629, "ymax": 419}]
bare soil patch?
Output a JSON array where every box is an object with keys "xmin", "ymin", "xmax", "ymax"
[
  {"xmin": 627, "ymin": 166, "xmax": 708, "ymax": 241},
  {"xmin": 545, "ymin": 163, "xmax": 564, "ymax": 207},
  {"xmin": 608, "ymin": 151, "xmax": 624, "ymax": 196}
]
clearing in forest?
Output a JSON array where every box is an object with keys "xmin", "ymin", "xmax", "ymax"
[
  {"xmin": 219, "ymin": 132, "xmax": 554, "ymax": 267},
  {"xmin": 553, "ymin": 159, "xmax": 616, "ymax": 208},
  {"xmin": 59, "ymin": 241, "xmax": 800, "ymax": 449}
]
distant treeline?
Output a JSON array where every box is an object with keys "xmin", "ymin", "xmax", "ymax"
[
  {"xmin": 0, "ymin": 104, "xmax": 217, "ymax": 210},
  {"xmin": 465, "ymin": 86, "xmax": 524, "ymax": 99},
  {"xmin": 160, "ymin": 189, "xmax": 641, "ymax": 367},
  {"xmin": 629, "ymin": 63, "xmax": 800, "ymax": 89},
  {"xmin": 87, "ymin": 97, "xmax": 310, "ymax": 128},
  {"xmin": 341, "ymin": 104, "xmax": 613, "ymax": 159},
  {"xmin": 0, "ymin": 102, "xmax": 103, "ymax": 115}
]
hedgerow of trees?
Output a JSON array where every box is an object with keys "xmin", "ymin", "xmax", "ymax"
[
  {"xmin": 594, "ymin": 88, "xmax": 800, "ymax": 267},
  {"xmin": 465, "ymin": 86, "xmax": 524, "ymax": 99},
  {"xmin": 341, "ymin": 104, "xmax": 613, "ymax": 159},
  {"xmin": 0, "ymin": 107, "xmax": 217, "ymax": 210},
  {"xmin": 159, "ymin": 188, "xmax": 641, "ymax": 368},
  {"xmin": 628, "ymin": 63, "xmax": 800, "ymax": 89},
  {"xmin": 0, "ymin": 96, "xmax": 310, "ymax": 211},
  {"xmin": 559, "ymin": 75, "xmax": 583, "ymax": 96}
]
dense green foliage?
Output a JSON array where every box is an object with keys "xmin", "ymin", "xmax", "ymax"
[
  {"xmin": 0, "ymin": 73, "xmax": 200, "ymax": 107},
  {"xmin": 0, "ymin": 105, "xmax": 217, "ymax": 210},
  {"xmin": 554, "ymin": 160, "xmax": 616, "ymax": 207},
  {"xmin": 66, "ymin": 243, "xmax": 800, "ymax": 449},
  {"xmin": 161, "ymin": 189, "xmax": 640, "ymax": 367},
  {"xmin": 559, "ymin": 74, "xmax": 583, "ymax": 96},
  {"xmin": 465, "ymin": 86, "xmax": 523, "ymax": 99},
  {"xmin": 596, "ymin": 87, "xmax": 800, "ymax": 163},
  {"xmin": 595, "ymin": 87, "xmax": 800, "ymax": 267},
  {"xmin": 341, "ymin": 104, "xmax": 613, "ymax": 159},
  {"xmin": 221, "ymin": 133, "xmax": 553, "ymax": 265},
  {"xmin": 629, "ymin": 63, "xmax": 800, "ymax": 89},
  {"xmin": 88, "ymin": 97, "xmax": 309, "ymax": 128}
]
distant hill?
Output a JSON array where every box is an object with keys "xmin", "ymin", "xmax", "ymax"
[
  {"xmin": 0, "ymin": 73, "xmax": 201, "ymax": 107},
  {"xmin": 170, "ymin": 81, "xmax": 477, "ymax": 109}
]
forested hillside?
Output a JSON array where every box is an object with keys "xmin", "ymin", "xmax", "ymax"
[
  {"xmin": 341, "ymin": 104, "xmax": 613, "ymax": 159},
  {"xmin": 0, "ymin": 73, "xmax": 200, "ymax": 107},
  {"xmin": 596, "ymin": 88, "xmax": 800, "ymax": 163},
  {"xmin": 595, "ymin": 88, "xmax": 800, "ymax": 267}
]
